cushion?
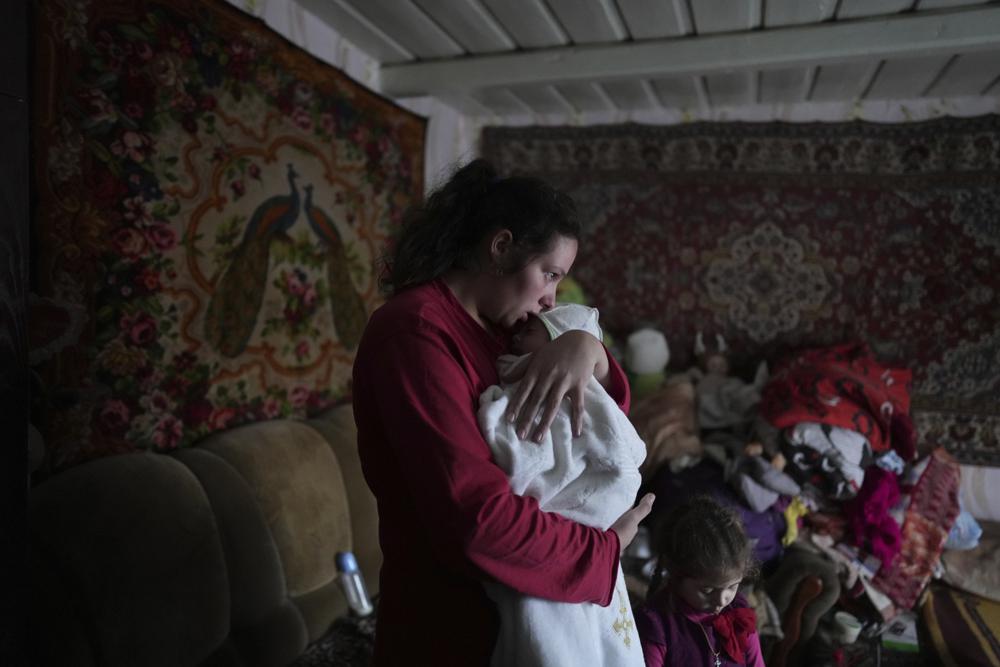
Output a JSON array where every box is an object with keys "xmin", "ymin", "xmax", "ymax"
[
  {"xmin": 959, "ymin": 464, "xmax": 1000, "ymax": 522},
  {"xmin": 923, "ymin": 583, "xmax": 1000, "ymax": 666},
  {"xmin": 30, "ymin": 453, "xmax": 229, "ymax": 666},
  {"xmin": 199, "ymin": 420, "xmax": 351, "ymax": 596},
  {"xmin": 307, "ymin": 403, "xmax": 380, "ymax": 597},
  {"xmin": 173, "ymin": 448, "xmax": 307, "ymax": 661}
]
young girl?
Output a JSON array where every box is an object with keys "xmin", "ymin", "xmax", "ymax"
[{"xmin": 635, "ymin": 496, "xmax": 766, "ymax": 667}]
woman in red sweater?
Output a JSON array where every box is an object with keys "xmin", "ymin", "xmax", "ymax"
[{"xmin": 352, "ymin": 158, "xmax": 653, "ymax": 665}]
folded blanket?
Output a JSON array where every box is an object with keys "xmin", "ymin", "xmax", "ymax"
[
  {"xmin": 785, "ymin": 422, "xmax": 873, "ymax": 500},
  {"xmin": 872, "ymin": 448, "xmax": 960, "ymax": 611},
  {"xmin": 760, "ymin": 343, "xmax": 914, "ymax": 457}
]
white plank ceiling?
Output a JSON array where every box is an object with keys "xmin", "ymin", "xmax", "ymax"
[{"xmin": 297, "ymin": 0, "xmax": 1000, "ymax": 119}]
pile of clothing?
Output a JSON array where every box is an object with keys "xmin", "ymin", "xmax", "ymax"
[{"xmin": 759, "ymin": 342, "xmax": 917, "ymax": 571}]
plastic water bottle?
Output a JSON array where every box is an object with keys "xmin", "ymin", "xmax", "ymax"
[{"xmin": 335, "ymin": 551, "xmax": 374, "ymax": 617}]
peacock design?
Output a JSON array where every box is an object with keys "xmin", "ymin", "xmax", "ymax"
[
  {"xmin": 303, "ymin": 183, "xmax": 368, "ymax": 350},
  {"xmin": 204, "ymin": 163, "xmax": 301, "ymax": 357}
]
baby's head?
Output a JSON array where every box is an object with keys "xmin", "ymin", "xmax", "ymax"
[
  {"xmin": 511, "ymin": 303, "xmax": 602, "ymax": 355},
  {"xmin": 654, "ymin": 495, "xmax": 756, "ymax": 614},
  {"xmin": 511, "ymin": 315, "xmax": 552, "ymax": 355}
]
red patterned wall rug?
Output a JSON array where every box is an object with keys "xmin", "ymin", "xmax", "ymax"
[
  {"xmin": 32, "ymin": 0, "xmax": 425, "ymax": 470},
  {"xmin": 482, "ymin": 118, "xmax": 1000, "ymax": 466}
]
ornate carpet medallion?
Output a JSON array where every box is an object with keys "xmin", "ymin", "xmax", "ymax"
[{"xmin": 483, "ymin": 118, "xmax": 1000, "ymax": 463}]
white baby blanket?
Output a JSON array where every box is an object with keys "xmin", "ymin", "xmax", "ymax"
[{"xmin": 478, "ymin": 353, "xmax": 647, "ymax": 667}]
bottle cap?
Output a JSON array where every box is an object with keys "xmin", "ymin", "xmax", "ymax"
[{"xmin": 335, "ymin": 551, "xmax": 359, "ymax": 573}]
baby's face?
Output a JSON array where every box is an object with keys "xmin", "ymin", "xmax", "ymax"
[{"xmin": 511, "ymin": 316, "xmax": 551, "ymax": 355}]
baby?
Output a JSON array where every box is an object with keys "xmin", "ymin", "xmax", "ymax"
[{"xmin": 478, "ymin": 303, "xmax": 647, "ymax": 667}]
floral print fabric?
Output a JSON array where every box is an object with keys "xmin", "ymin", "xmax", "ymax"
[{"xmin": 32, "ymin": 0, "xmax": 425, "ymax": 469}]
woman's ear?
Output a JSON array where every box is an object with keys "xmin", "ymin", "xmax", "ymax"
[{"xmin": 488, "ymin": 229, "xmax": 514, "ymax": 267}]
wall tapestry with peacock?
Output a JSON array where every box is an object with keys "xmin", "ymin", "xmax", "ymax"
[{"xmin": 31, "ymin": 0, "xmax": 425, "ymax": 470}]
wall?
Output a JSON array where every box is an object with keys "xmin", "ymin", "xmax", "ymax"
[
  {"xmin": 226, "ymin": 0, "xmax": 477, "ymax": 191},
  {"xmin": 230, "ymin": 0, "xmax": 1000, "ymax": 191},
  {"xmin": 31, "ymin": 0, "xmax": 426, "ymax": 470}
]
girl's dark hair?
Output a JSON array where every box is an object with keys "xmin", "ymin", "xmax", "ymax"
[
  {"xmin": 381, "ymin": 158, "xmax": 580, "ymax": 295},
  {"xmin": 654, "ymin": 495, "xmax": 758, "ymax": 584}
]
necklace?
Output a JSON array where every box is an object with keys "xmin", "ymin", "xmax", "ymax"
[{"xmin": 695, "ymin": 621, "xmax": 722, "ymax": 667}]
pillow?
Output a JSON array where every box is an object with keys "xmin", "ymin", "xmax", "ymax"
[
  {"xmin": 959, "ymin": 465, "xmax": 1000, "ymax": 522},
  {"xmin": 923, "ymin": 583, "xmax": 1000, "ymax": 666},
  {"xmin": 942, "ymin": 520, "xmax": 1000, "ymax": 603}
]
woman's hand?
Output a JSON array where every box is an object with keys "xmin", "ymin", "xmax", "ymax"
[
  {"xmin": 501, "ymin": 330, "xmax": 609, "ymax": 442},
  {"xmin": 610, "ymin": 493, "xmax": 655, "ymax": 553}
]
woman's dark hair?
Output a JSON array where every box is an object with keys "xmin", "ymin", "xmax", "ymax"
[
  {"xmin": 381, "ymin": 158, "xmax": 580, "ymax": 295},
  {"xmin": 653, "ymin": 495, "xmax": 758, "ymax": 584}
]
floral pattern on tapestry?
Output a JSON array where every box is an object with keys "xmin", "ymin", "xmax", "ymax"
[
  {"xmin": 33, "ymin": 0, "xmax": 425, "ymax": 469},
  {"xmin": 482, "ymin": 118, "xmax": 1000, "ymax": 465}
]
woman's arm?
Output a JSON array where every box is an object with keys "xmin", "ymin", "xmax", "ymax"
[
  {"xmin": 359, "ymin": 327, "xmax": 622, "ymax": 604},
  {"xmin": 501, "ymin": 329, "xmax": 629, "ymax": 442}
]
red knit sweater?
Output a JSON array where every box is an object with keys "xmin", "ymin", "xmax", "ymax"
[{"xmin": 352, "ymin": 279, "xmax": 628, "ymax": 666}]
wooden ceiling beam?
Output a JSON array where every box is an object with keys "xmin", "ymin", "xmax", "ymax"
[{"xmin": 379, "ymin": 5, "xmax": 1000, "ymax": 96}]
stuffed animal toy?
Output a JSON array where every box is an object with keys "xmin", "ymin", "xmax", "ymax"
[
  {"xmin": 624, "ymin": 327, "xmax": 669, "ymax": 402},
  {"xmin": 622, "ymin": 327, "xmax": 703, "ymax": 480},
  {"xmin": 686, "ymin": 332, "xmax": 798, "ymax": 511},
  {"xmin": 629, "ymin": 377, "xmax": 702, "ymax": 481},
  {"xmin": 688, "ymin": 332, "xmax": 768, "ymax": 432}
]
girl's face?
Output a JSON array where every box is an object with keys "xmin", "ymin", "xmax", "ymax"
[
  {"xmin": 676, "ymin": 569, "xmax": 743, "ymax": 615},
  {"xmin": 485, "ymin": 234, "xmax": 577, "ymax": 331}
]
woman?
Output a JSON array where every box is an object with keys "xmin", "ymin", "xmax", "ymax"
[{"xmin": 352, "ymin": 159, "xmax": 654, "ymax": 665}]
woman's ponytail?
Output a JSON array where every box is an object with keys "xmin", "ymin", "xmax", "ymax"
[{"xmin": 381, "ymin": 158, "xmax": 579, "ymax": 295}]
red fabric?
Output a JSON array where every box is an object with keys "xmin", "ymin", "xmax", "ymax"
[
  {"xmin": 843, "ymin": 466, "xmax": 902, "ymax": 569},
  {"xmin": 712, "ymin": 607, "xmax": 759, "ymax": 663},
  {"xmin": 890, "ymin": 412, "xmax": 917, "ymax": 461},
  {"xmin": 871, "ymin": 448, "xmax": 961, "ymax": 610},
  {"xmin": 352, "ymin": 279, "xmax": 628, "ymax": 666},
  {"xmin": 760, "ymin": 343, "xmax": 913, "ymax": 454}
]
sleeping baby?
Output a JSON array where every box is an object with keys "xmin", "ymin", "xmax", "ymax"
[{"xmin": 477, "ymin": 303, "xmax": 647, "ymax": 667}]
